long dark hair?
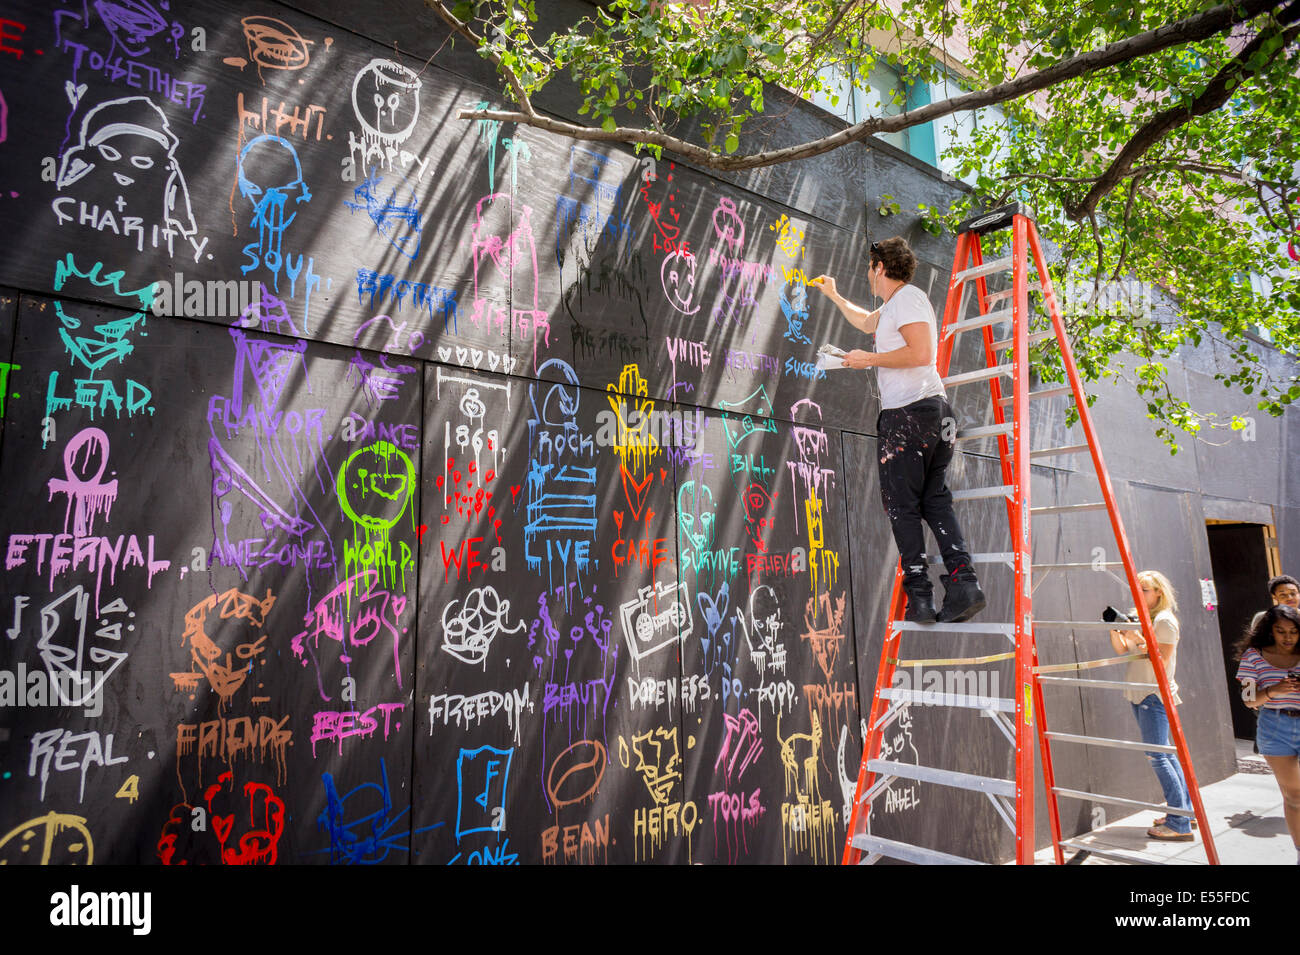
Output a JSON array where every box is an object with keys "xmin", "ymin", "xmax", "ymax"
[{"xmin": 1235, "ymin": 604, "xmax": 1300, "ymax": 659}]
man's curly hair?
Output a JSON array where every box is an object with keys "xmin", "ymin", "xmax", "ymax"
[{"xmin": 871, "ymin": 236, "xmax": 916, "ymax": 284}]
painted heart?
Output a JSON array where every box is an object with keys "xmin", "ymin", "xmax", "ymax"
[
  {"xmin": 696, "ymin": 584, "xmax": 731, "ymax": 632},
  {"xmin": 470, "ymin": 349, "xmax": 484, "ymax": 367},
  {"xmin": 438, "ymin": 346, "xmax": 452, "ymax": 363},
  {"xmin": 614, "ymin": 511, "xmax": 624, "ymax": 533},
  {"xmin": 620, "ymin": 465, "xmax": 654, "ymax": 520},
  {"xmin": 488, "ymin": 352, "xmax": 501, "ymax": 371},
  {"xmin": 65, "ymin": 81, "xmax": 87, "ymax": 108},
  {"xmin": 212, "ymin": 814, "xmax": 234, "ymax": 846},
  {"xmin": 455, "ymin": 346, "xmax": 468, "ymax": 365}
]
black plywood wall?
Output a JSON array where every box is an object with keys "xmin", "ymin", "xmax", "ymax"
[{"xmin": 0, "ymin": 0, "xmax": 1235, "ymax": 866}]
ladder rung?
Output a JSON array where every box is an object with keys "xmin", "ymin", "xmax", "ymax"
[
  {"xmin": 955, "ymin": 423, "xmax": 1013, "ymax": 441},
  {"xmin": 1052, "ymin": 787, "xmax": 1195, "ymax": 817},
  {"xmin": 1037, "ymin": 676, "xmax": 1157, "ymax": 692},
  {"xmin": 1035, "ymin": 652, "xmax": 1147, "ymax": 675},
  {"xmin": 1045, "ymin": 731, "xmax": 1175, "ymax": 754},
  {"xmin": 985, "ymin": 282, "xmax": 1042, "ymax": 306},
  {"xmin": 928, "ymin": 552, "xmax": 1014, "ymax": 565},
  {"xmin": 950, "ymin": 256, "xmax": 1012, "ymax": 286},
  {"xmin": 942, "ymin": 363, "xmax": 1014, "ymax": 387},
  {"xmin": 1030, "ymin": 502, "xmax": 1107, "ymax": 516},
  {"xmin": 892, "ymin": 621, "xmax": 1016, "ymax": 636},
  {"xmin": 952, "ymin": 484, "xmax": 1015, "ymax": 502},
  {"xmin": 1034, "ymin": 620, "xmax": 1141, "ymax": 630},
  {"xmin": 944, "ymin": 307, "xmax": 1013, "ymax": 339},
  {"xmin": 867, "ymin": 759, "xmax": 1016, "ymax": 797},
  {"xmin": 992, "ymin": 328, "xmax": 1055, "ymax": 351},
  {"xmin": 851, "ymin": 833, "xmax": 986, "ymax": 866},
  {"xmin": 998, "ymin": 384, "xmax": 1073, "ymax": 406},
  {"xmin": 879, "ymin": 688, "xmax": 1016, "ymax": 712},
  {"xmin": 1032, "ymin": 561, "xmax": 1122, "ymax": 570},
  {"xmin": 1056, "ymin": 839, "xmax": 1167, "ymax": 866},
  {"xmin": 1030, "ymin": 444, "xmax": 1090, "ymax": 459}
]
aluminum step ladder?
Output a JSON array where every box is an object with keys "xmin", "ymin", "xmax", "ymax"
[{"xmin": 840, "ymin": 203, "xmax": 1219, "ymax": 866}]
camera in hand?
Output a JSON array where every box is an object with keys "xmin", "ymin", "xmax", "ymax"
[{"xmin": 1102, "ymin": 605, "xmax": 1136, "ymax": 623}]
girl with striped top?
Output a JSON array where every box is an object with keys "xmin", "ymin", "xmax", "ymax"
[{"xmin": 1236, "ymin": 604, "xmax": 1300, "ymax": 864}]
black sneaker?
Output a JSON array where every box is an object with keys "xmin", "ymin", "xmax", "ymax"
[
  {"xmin": 905, "ymin": 591, "xmax": 937, "ymax": 624},
  {"xmin": 903, "ymin": 580, "xmax": 937, "ymax": 624},
  {"xmin": 937, "ymin": 578, "xmax": 986, "ymax": 623}
]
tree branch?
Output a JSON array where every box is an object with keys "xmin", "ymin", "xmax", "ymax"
[
  {"xmin": 1111, "ymin": 173, "xmax": 1143, "ymax": 283},
  {"xmin": 1088, "ymin": 212, "xmax": 1105, "ymax": 307},
  {"xmin": 1133, "ymin": 160, "xmax": 1285, "ymax": 190},
  {"xmin": 451, "ymin": 0, "xmax": 1285, "ymax": 171},
  {"xmin": 424, "ymin": 0, "xmax": 538, "ymax": 117},
  {"xmin": 1066, "ymin": 2, "xmax": 1300, "ymax": 218},
  {"xmin": 802, "ymin": 0, "xmax": 867, "ymax": 52}
]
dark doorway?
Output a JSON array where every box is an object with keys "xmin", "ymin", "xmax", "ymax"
[{"xmin": 1206, "ymin": 522, "xmax": 1277, "ymax": 740}]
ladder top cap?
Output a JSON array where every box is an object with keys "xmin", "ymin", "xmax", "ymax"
[{"xmin": 957, "ymin": 202, "xmax": 1031, "ymax": 236}]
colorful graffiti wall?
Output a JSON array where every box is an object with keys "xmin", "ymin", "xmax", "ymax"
[{"xmin": 2, "ymin": 0, "xmax": 1223, "ymax": 866}]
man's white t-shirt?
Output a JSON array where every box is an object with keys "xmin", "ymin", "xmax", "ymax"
[{"xmin": 875, "ymin": 284, "xmax": 946, "ymax": 409}]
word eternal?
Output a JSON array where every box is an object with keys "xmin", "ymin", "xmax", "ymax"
[{"xmin": 5, "ymin": 534, "xmax": 169, "ymax": 587}]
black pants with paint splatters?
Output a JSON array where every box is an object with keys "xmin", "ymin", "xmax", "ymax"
[{"xmin": 877, "ymin": 395, "xmax": 975, "ymax": 591}]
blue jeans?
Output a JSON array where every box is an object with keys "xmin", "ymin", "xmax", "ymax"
[
  {"xmin": 1256, "ymin": 707, "xmax": 1300, "ymax": 757},
  {"xmin": 1131, "ymin": 694, "xmax": 1192, "ymax": 833}
]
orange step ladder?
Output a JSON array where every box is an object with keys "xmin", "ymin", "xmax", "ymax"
[{"xmin": 840, "ymin": 203, "xmax": 1219, "ymax": 866}]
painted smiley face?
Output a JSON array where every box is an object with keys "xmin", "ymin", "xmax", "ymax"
[
  {"xmin": 661, "ymin": 249, "xmax": 700, "ymax": 315},
  {"xmin": 352, "ymin": 59, "xmax": 422, "ymax": 145}
]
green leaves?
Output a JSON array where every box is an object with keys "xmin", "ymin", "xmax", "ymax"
[{"xmin": 438, "ymin": 0, "xmax": 1300, "ymax": 450}]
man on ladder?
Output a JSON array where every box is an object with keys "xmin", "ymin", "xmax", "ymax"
[{"xmin": 813, "ymin": 237, "xmax": 985, "ymax": 625}]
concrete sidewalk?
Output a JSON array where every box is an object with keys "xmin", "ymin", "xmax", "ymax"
[{"xmin": 1033, "ymin": 740, "xmax": 1295, "ymax": 865}]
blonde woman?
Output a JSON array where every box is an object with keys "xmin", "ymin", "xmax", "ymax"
[{"xmin": 1108, "ymin": 571, "xmax": 1194, "ymax": 842}]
